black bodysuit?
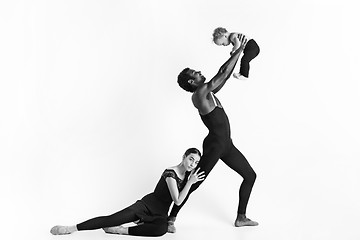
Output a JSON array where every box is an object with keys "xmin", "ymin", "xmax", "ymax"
[
  {"xmin": 77, "ymin": 169, "xmax": 185, "ymax": 237},
  {"xmin": 170, "ymin": 96, "xmax": 256, "ymax": 217}
]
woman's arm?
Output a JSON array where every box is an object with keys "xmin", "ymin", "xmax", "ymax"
[{"xmin": 166, "ymin": 169, "xmax": 205, "ymax": 206}]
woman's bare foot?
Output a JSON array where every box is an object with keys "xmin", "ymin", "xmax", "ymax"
[
  {"xmin": 103, "ymin": 226, "xmax": 127, "ymax": 235},
  {"xmin": 50, "ymin": 225, "xmax": 77, "ymax": 235},
  {"xmin": 234, "ymin": 214, "xmax": 258, "ymax": 227},
  {"xmin": 167, "ymin": 216, "xmax": 176, "ymax": 233}
]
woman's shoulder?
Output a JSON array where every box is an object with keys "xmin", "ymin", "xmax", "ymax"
[
  {"xmin": 162, "ymin": 167, "xmax": 184, "ymax": 181},
  {"xmin": 162, "ymin": 168, "xmax": 177, "ymax": 178}
]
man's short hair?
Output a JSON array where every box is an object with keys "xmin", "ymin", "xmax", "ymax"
[{"xmin": 177, "ymin": 68, "xmax": 197, "ymax": 92}]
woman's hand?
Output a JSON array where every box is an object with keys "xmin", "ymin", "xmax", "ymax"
[{"xmin": 188, "ymin": 168, "xmax": 206, "ymax": 184}]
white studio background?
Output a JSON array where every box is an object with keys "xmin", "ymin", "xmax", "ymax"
[{"xmin": 1, "ymin": 0, "xmax": 359, "ymax": 240}]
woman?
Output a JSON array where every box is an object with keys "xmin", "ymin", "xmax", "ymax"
[{"xmin": 50, "ymin": 148, "xmax": 205, "ymax": 237}]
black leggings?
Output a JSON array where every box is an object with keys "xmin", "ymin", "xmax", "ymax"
[
  {"xmin": 239, "ymin": 39, "xmax": 260, "ymax": 78},
  {"xmin": 76, "ymin": 201, "xmax": 167, "ymax": 237},
  {"xmin": 169, "ymin": 140, "xmax": 256, "ymax": 217}
]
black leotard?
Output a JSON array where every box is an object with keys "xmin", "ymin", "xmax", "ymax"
[
  {"xmin": 170, "ymin": 102, "xmax": 256, "ymax": 217},
  {"xmin": 201, "ymin": 106, "xmax": 231, "ymax": 146},
  {"xmin": 76, "ymin": 169, "xmax": 186, "ymax": 237},
  {"xmin": 141, "ymin": 169, "xmax": 186, "ymax": 218}
]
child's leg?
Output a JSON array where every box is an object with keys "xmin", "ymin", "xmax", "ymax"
[{"xmin": 239, "ymin": 39, "xmax": 260, "ymax": 78}]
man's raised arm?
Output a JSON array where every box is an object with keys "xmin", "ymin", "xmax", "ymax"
[{"xmin": 209, "ymin": 37, "xmax": 247, "ymax": 93}]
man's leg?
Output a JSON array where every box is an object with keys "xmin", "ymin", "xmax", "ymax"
[
  {"xmin": 168, "ymin": 144, "xmax": 223, "ymax": 232},
  {"xmin": 221, "ymin": 142, "xmax": 258, "ymax": 227}
]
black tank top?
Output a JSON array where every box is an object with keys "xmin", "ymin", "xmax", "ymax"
[
  {"xmin": 140, "ymin": 169, "xmax": 187, "ymax": 217},
  {"xmin": 200, "ymin": 106, "xmax": 231, "ymax": 139}
]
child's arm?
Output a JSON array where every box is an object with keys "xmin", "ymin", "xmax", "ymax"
[{"xmin": 230, "ymin": 33, "xmax": 241, "ymax": 53}]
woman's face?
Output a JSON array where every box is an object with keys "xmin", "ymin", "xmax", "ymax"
[{"xmin": 182, "ymin": 153, "xmax": 200, "ymax": 171}]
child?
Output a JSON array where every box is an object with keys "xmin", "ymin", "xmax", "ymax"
[{"xmin": 212, "ymin": 27, "xmax": 260, "ymax": 79}]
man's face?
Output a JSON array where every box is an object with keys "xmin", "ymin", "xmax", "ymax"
[{"xmin": 188, "ymin": 69, "xmax": 206, "ymax": 86}]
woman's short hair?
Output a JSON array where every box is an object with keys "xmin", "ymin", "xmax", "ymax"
[{"xmin": 177, "ymin": 68, "xmax": 197, "ymax": 92}]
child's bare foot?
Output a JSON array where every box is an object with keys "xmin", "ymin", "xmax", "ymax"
[
  {"xmin": 103, "ymin": 226, "xmax": 127, "ymax": 235},
  {"xmin": 234, "ymin": 215, "xmax": 258, "ymax": 227},
  {"xmin": 233, "ymin": 73, "xmax": 248, "ymax": 80},
  {"xmin": 167, "ymin": 216, "xmax": 176, "ymax": 233},
  {"xmin": 50, "ymin": 225, "xmax": 76, "ymax": 235}
]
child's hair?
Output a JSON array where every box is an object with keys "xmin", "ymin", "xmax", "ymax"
[
  {"xmin": 212, "ymin": 27, "xmax": 228, "ymax": 42},
  {"xmin": 184, "ymin": 148, "xmax": 201, "ymax": 157}
]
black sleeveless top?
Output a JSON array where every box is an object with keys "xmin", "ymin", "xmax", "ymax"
[
  {"xmin": 200, "ymin": 106, "xmax": 231, "ymax": 140},
  {"xmin": 140, "ymin": 169, "xmax": 187, "ymax": 217}
]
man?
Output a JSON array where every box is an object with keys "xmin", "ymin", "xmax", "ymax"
[{"xmin": 169, "ymin": 36, "xmax": 258, "ymax": 232}]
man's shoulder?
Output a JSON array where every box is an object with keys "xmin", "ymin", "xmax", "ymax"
[
  {"xmin": 196, "ymin": 83, "xmax": 211, "ymax": 94},
  {"xmin": 193, "ymin": 86, "xmax": 209, "ymax": 100},
  {"xmin": 193, "ymin": 88, "xmax": 211, "ymax": 108}
]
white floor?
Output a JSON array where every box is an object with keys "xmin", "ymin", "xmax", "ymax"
[
  {"xmin": 5, "ymin": 162, "xmax": 359, "ymax": 240},
  {"xmin": 17, "ymin": 203, "xmax": 360, "ymax": 240}
]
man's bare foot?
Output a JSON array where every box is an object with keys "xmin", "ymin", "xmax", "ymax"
[
  {"xmin": 167, "ymin": 216, "xmax": 176, "ymax": 233},
  {"xmin": 234, "ymin": 215, "xmax": 258, "ymax": 227}
]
